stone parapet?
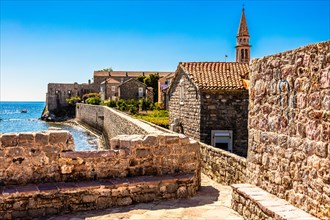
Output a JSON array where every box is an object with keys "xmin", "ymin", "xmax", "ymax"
[
  {"xmin": 0, "ymin": 173, "xmax": 197, "ymax": 219},
  {"xmin": 200, "ymin": 143, "xmax": 247, "ymax": 185},
  {"xmin": 231, "ymin": 184, "xmax": 319, "ymax": 220},
  {"xmin": 0, "ymin": 131, "xmax": 74, "ymax": 185},
  {"xmin": 0, "ymin": 131, "xmax": 200, "ymax": 189}
]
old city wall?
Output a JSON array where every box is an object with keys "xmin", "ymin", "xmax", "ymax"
[
  {"xmin": 0, "ymin": 131, "xmax": 200, "ymax": 218},
  {"xmin": 76, "ymin": 104, "xmax": 162, "ymax": 148},
  {"xmin": 248, "ymin": 40, "xmax": 330, "ymax": 219},
  {"xmin": 200, "ymin": 143, "xmax": 247, "ymax": 185},
  {"xmin": 77, "ymin": 104, "xmax": 247, "ymax": 186}
]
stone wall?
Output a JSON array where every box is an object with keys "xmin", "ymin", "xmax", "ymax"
[
  {"xmin": 200, "ymin": 91, "xmax": 249, "ymax": 157},
  {"xmin": 118, "ymin": 79, "xmax": 147, "ymax": 100},
  {"xmin": 76, "ymin": 104, "xmax": 105, "ymax": 132},
  {"xmin": 76, "ymin": 104, "xmax": 163, "ymax": 148},
  {"xmin": 0, "ymin": 131, "xmax": 200, "ymax": 187},
  {"xmin": 248, "ymin": 40, "xmax": 330, "ymax": 219},
  {"xmin": 169, "ymin": 71, "xmax": 201, "ymax": 141},
  {"xmin": 47, "ymin": 83, "xmax": 94, "ymax": 112},
  {"xmin": 200, "ymin": 143, "xmax": 247, "ymax": 185},
  {"xmin": 231, "ymin": 184, "xmax": 319, "ymax": 220}
]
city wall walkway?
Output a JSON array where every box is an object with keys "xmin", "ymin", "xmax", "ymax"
[{"xmin": 49, "ymin": 174, "xmax": 243, "ymax": 220}]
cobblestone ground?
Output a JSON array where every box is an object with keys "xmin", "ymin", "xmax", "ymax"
[{"xmin": 49, "ymin": 174, "xmax": 243, "ymax": 220}]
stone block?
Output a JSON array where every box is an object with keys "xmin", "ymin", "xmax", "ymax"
[
  {"xmin": 18, "ymin": 133, "xmax": 35, "ymax": 146},
  {"xmin": 1, "ymin": 134, "xmax": 18, "ymax": 147},
  {"xmin": 142, "ymin": 134, "xmax": 158, "ymax": 147},
  {"xmin": 136, "ymin": 148, "xmax": 151, "ymax": 158},
  {"xmin": 35, "ymin": 132, "xmax": 49, "ymax": 146},
  {"xmin": 49, "ymin": 131, "xmax": 69, "ymax": 146}
]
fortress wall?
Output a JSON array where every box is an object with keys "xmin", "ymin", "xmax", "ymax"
[
  {"xmin": 248, "ymin": 40, "xmax": 330, "ymax": 219},
  {"xmin": 0, "ymin": 131, "xmax": 200, "ymax": 218},
  {"xmin": 76, "ymin": 104, "xmax": 105, "ymax": 132},
  {"xmin": 200, "ymin": 143, "xmax": 247, "ymax": 185},
  {"xmin": 76, "ymin": 104, "xmax": 163, "ymax": 148},
  {"xmin": 0, "ymin": 131, "xmax": 200, "ymax": 187}
]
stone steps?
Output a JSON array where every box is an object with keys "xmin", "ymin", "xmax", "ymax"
[
  {"xmin": 0, "ymin": 173, "xmax": 196, "ymax": 219},
  {"xmin": 231, "ymin": 184, "xmax": 319, "ymax": 220}
]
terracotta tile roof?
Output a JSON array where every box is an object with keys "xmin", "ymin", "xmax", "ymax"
[
  {"xmin": 178, "ymin": 62, "xmax": 249, "ymax": 90},
  {"xmin": 101, "ymin": 78, "xmax": 121, "ymax": 84}
]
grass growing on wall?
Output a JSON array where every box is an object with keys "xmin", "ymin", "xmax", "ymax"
[{"xmin": 133, "ymin": 110, "xmax": 169, "ymax": 128}]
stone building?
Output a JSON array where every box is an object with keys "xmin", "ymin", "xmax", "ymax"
[
  {"xmin": 158, "ymin": 72, "xmax": 175, "ymax": 109},
  {"xmin": 168, "ymin": 8, "xmax": 250, "ymax": 156},
  {"xmin": 46, "ymin": 71, "xmax": 172, "ymax": 114},
  {"xmin": 118, "ymin": 78, "xmax": 153, "ymax": 101},
  {"xmin": 100, "ymin": 78, "xmax": 120, "ymax": 100},
  {"xmin": 46, "ymin": 82, "xmax": 93, "ymax": 112}
]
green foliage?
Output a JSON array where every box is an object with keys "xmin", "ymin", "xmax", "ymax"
[
  {"xmin": 133, "ymin": 110, "xmax": 169, "ymax": 128},
  {"xmin": 116, "ymin": 99, "xmax": 128, "ymax": 111},
  {"xmin": 139, "ymin": 98, "xmax": 153, "ymax": 111},
  {"xmin": 137, "ymin": 74, "xmax": 160, "ymax": 103},
  {"xmin": 127, "ymin": 104, "xmax": 138, "ymax": 114},
  {"xmin": 66, "ymin": 96, "xmax": 81, "ymax": 105},
  {"xmin": 82, "ymin": 93, "xmax": 100, "ymax": 102},
  {"xmin": 154, "ymin": 102, "xmax": 164, "ymax": 110},
  {"xmin": 108, "ymin": 100, "xmax": 117, "ymax": 107},
  {"xmin": 102, "ymin": 67, "xmax": 113, "ymax": 72},
  {"xmin": 86, "ymin": 96, "xmax": 101, "ymax": 105}
]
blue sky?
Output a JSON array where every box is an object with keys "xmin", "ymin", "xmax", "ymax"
[{"xmin": 1, "ymin": 0, "xmax": 329, "ymax": 101}]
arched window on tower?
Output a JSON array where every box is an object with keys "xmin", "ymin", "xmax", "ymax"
[
  {"xmin": 241, "ymin": 49, "xmax": 245, "ymax": 60},
  {"xmin": 245, "ymin": 49, "xmax": 249, "ymax": 59}
]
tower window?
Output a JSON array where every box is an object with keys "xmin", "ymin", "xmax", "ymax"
[{"xmin": 241, "ymin": 49, "xmax": 244, "ymax": 59}]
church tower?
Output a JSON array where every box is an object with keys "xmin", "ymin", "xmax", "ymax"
[{"xmin": 236, "ymin": 7, "xmax": 251, "ymax": 63}]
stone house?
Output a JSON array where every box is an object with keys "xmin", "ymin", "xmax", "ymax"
[
  {"xmin": 100, "ymin": 78, "xmax": 121, "ymax": 100},
  {"xmin": 158, "ymin": 73, "xmax": 175, "ymax": 109},
  {"xmin": 168, "ymin": 62, "xmax": 249, "ymax": 156},
  {"xmin": 168, "ymin": 8, "xmax": 251, "ymax": 157},
  {"xmin": 118, "ymin": 78, "xmax": 153, "ymax": 101}
]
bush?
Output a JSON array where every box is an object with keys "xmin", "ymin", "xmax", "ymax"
[
  {"xmin": 108, "ymin": 100, "xmax": 117, "ymax": 107},
  {"xmin": 82, "ymin": 93, "xmax": 100, "ymax": 102},
  {"xmin": 86, "ymin": 96, "xmax": 101, "ymax": 105},
  {"xmin": 139, "ymin": 98, "xmax": 153, "ymax": 111},
  {"xmin": 128, "ymin": 104, "xmax": 138, "ymax": 114},
  {"xmin": 66, "ymin": 96, "xmax": 81, "ymax": 105}
]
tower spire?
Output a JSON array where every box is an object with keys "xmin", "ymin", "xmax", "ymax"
[{"xmin": 236, "ymin": 6, "xmax": 251, "ymax": 63}]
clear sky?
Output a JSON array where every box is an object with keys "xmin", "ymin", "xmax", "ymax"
[{"xmin": 1, "ymin": 0, "xmax": 329, "ymax": 101}]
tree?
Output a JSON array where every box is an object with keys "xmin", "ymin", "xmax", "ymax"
[
  {"xmin": 102, "ymin": 67, "xmax": 113, "ymax": 72},
  {"xmin": 137, "ymin": 74, "xmax": 159, "ymax": 103}
]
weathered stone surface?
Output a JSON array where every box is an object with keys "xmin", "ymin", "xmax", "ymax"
[{"xmin": 248, "ymin": 40, "xmax": 330, "ymax": 220}]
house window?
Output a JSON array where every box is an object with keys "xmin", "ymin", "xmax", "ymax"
[
  {"xmin": 211, "ymin": 130, "xmax": 233, "ymax": 152},
  {"xmin": 179, "ymin": 79, "xmax": 184, "ymax": 105},
  {"xmin": 111, "ymin": 86, "xmax": 116, "ymax": 92},
  {"xmin": 100, "ymin": 86, "xmax": 104, "ymax": 92},
  {"xmin": 138, "ymin": 87, "xmax": 144, "ymax": 98}
]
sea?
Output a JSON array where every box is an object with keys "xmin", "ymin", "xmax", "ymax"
[{"xmin": 0, "ymin": 101, "xmax": 98, "ymax": 151}]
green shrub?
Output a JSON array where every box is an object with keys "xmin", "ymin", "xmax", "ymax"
[
  {"xmin": 128, "ymin": 104, "xmax": 138, "ymax": 114},
  {"xmin": 86, "ymin": 96, "xmax": 101, "ymax": 105},
  {"xmin": 108, "ymin": 100, "xmax": 117, "ymax": 107},
  {"xmin": 66, "ymin": 96, "xmax": 81, "ymax": 105},
  {"xmin": 82, "ymin": 93, "xmax": 100, "ymax": 102},
  {"xmin": 139, "ymin": 98, "xmax": 153, "ymax": 111}
]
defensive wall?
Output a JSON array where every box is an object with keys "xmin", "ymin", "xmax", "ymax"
[
  {"xmin": 0, "ymin": 131, "xmax": 200, "ymax": 218},
  {"xmin": 76, "ymin": 104, "xmax": 247, "ymax": 186},
  {"xmin": 246, "ymin": 40, "xmax": 330, "ymax": 219}
]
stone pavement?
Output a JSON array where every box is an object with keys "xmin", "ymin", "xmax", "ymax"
[{"xmin": 49, "ymin": 174, "xmax": 243, "ymax": 220}]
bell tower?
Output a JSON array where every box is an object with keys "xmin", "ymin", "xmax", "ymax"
[{"xmin": 236, "ymin": 7, "xmax": 251, "ymax": 63}]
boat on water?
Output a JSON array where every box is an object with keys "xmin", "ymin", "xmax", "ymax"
[{"xmin": 21, "ymin": 109, "xmax": 28, "ymax": 113}]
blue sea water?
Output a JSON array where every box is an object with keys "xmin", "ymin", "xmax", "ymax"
[{"xmin": 0, "ymin": 101, "xmax": 98, "ymax": 151}]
